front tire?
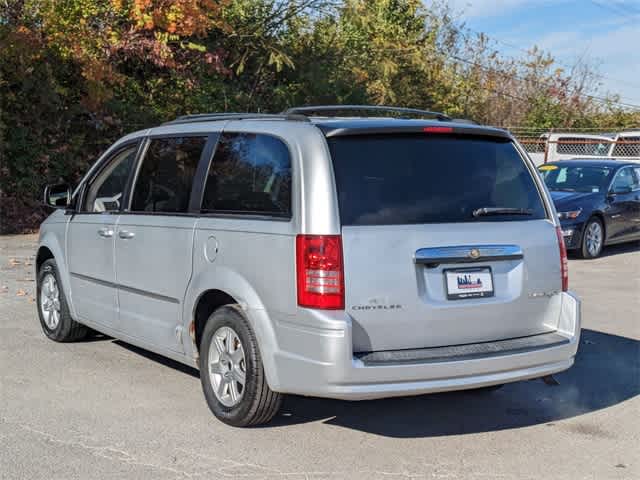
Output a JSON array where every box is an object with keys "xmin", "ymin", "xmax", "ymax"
[
  {"xmin": 578, "ymin": 217, "xmax": 604, "ymax": 259},
  {"xmin": 36, "ymin": 259, "xmax": 88, "ymax": 342},
  {"xmin": 199, "ymin": 305, "xmax": 283, "ymax": 427}
]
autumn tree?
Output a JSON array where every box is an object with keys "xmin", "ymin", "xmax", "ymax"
[{"xmin": 1, "ymin": 0, "xmax": 637, "ymax": 233}]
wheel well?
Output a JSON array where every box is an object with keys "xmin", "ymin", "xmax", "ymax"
[
  {"xmin": 36, "ymin": 247, "xmax": 54, "ymax": 272},
  {"xmin": 193, "ymin": 290, "xmax": 237, "ymax": 353}
]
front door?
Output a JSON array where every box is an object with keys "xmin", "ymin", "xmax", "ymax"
[
  {"xmin": 67, "ymin": 143, "xmax": 138, "ymax": 328},
  {"xmin": 606, "ymin": 166, "xmax": 638, "ymax": 242},
  {"xmin": 115, "ymin": 135, "xmax": 210, "ymax": 353}
]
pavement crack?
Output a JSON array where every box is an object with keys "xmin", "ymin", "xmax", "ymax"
[{"xmin": 17, "ymin": 423, "xmax": 196, "ymax": 478}]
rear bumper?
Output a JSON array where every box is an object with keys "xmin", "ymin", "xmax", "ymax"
[{"xmin": 265, "ymin": 291, "xmax": 581, "ymax": 400}]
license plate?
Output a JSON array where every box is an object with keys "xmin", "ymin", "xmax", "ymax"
[{"xmin": 444, "ymin": 267, "xmax": 494, "ymax": 300}]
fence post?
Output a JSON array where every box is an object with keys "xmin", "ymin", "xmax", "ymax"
[{"xmin": 543, "ymin": 139, "xmax": 549, "ymax": 164}]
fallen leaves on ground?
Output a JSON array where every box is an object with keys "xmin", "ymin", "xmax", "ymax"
[{"xmin": 16, "ymin": 289, "xmax": 28, "ymax": 297}]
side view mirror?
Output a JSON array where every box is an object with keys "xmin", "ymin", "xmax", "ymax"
[{"xmin": 44, "ymin": 184, "xmax": 72, "ymax": 209}]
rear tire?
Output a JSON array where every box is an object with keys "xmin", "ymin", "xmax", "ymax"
[
  {"xmin": 199, "ymin": 305, "xmax": 283, "ymax": 427},
  {"xmin": 36, "ymin": 259, "xmax": 88, "ymax": 342},
  {"xmin": 578, "ymin": 217, "xmax": 604, "ymax": 259}
]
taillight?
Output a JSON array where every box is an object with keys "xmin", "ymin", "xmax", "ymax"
[
  {"xmin": 555, "ymin": 226, "xmax": 568, "ymax": 291},
  {"xmin": 296, "ymin": 235, "xmax": 345, "ymax": 309}
]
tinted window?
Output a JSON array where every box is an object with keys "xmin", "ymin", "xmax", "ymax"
[
  {"xmin": 85, "ymin": 145, "xmax": 137, "ymax": 212},
  {"xmin": 538, "ymin": 165, "xmax": 612, "ymax": 193},
  {"xmin": 131, "ymin": 137, "xmax": 205, "ymax": 213},
  {"xmin": 328, "ymin": 135, "xmax": 546, "ymax": 225},
  {"xmin": 201, "ymin": 133, "xmax": 291, "ymax": 217}
]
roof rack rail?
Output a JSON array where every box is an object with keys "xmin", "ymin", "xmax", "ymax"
[
  {"xmin": 163, "ymin": 112, "xmax": 310, "ymax": 126},
  {"xmin": 282, "ymin": 105, "xmax": 451, "ymax": 121}
]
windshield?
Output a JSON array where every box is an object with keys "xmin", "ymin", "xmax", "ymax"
[
  {"xmin": 328, "ymin": 134, "xmax": 546, "ymax": 225},
  {"xmin": 538, "ymin": 164, "xmax": 612, "ymax": 193}
]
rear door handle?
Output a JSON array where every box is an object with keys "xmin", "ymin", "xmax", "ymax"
[
  {"xmin": 118, "ymin": 230, "xmax": 135, "ymax": 239},
  {"xmin": 97, "ymin": 227, "xmax": 114, "ymax": 238}
]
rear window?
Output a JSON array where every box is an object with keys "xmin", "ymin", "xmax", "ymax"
[{"xmin": 328, "ymin": 135, "xmax": 546, "ymax": 225}]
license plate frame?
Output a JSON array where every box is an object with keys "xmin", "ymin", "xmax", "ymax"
[{"xmin": 444, "ymin": 267, "xmax": 494, "ymax": 300}]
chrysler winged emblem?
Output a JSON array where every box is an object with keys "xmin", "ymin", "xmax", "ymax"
[{"xmin": 469, "ymin": 248, "xmax": 481, "ymax": 259}]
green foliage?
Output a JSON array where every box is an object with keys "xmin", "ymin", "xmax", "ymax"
[{"xmin": 0, "ymin": 0, "xmax": 638, "ymax": 233}]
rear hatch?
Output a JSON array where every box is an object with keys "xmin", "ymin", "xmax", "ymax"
[{"xmin": 327, "ymin": 132, "xmax": 562, "ymax": 353}]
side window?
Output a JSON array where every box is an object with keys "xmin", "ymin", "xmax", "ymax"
[
  {"xmin": 611, "ymin": 167, "xmax": 635, "ymax": 193},
  {"xmin": 84, "ymin": 144, "xmax": 137, "ymax": 213},
  {"xmin": 130, "ymin": 136, "xmax": 206, "ymax": 213},
  {"xmin": 201, "ymin": 132, "xmax": 292, "ymax": 217}
]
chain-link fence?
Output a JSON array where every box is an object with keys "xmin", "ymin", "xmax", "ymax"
[{"xmin": 516, "ymin": 136, "xmax": 640, "ymax": 164}]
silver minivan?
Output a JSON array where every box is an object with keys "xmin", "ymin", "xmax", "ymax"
[{"xmin": 36, "ymin": 106, "xmax": 581, "ymax": 426}]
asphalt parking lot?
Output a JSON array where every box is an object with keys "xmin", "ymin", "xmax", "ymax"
[{"xmin": 1, "ymin": 234, "xmax": 638, "ymax": 480}]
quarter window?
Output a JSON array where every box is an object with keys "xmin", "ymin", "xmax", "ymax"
[
  {"xmin": 201, "ymin": 133, "xmax": 292, "ymax": 217},
  {"xmin": 84, "ymin": 144, "xmax": 137, "ymax": 212},
  {"xmin": 130, "ymin": 136, "xmax": 206, "ymax": 213}
]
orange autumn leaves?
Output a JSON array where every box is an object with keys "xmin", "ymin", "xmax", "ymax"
[
  {"xmin": 32, "ymin": 0, "xmax": 232, "ymax": 108},
  {"xmin": 127, "ymin": 0, "xmax": 230, "ymax": 36}
]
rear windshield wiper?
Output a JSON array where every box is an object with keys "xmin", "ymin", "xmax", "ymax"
[{"xmin": 472, "ymin": 207, "xmax": 533, "ymax": 218}]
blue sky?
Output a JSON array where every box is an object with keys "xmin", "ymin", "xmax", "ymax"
[{"xmin": 442, "ymin": 0, "xmax": 640, "ymax": 109}]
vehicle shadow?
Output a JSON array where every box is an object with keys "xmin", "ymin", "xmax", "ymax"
[
  {"xmin": 82, "ymin": 331, "xmax": 114, "ymax": 343},
  {"xmin": 598, "ymin": 241, "xmax": 640, "ymax": 258},
  {"xmin": 113, "ymin": 340, "xmax": 200, "ymax": 379},
  {"xmin": 268, "ymin": 328, "xmax": 639, "ymax": 437},
  {"xmin": 568, "ymin": 240, "xmax": 640, "ymax": 259},
  {"xmin": 106, "ymin": 328, "xmax": 638, "ymax": 437}
]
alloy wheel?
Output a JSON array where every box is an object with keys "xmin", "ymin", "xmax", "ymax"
[
  {"xmin": 208, "ymin": 326, "xmax": 246, "ymax": 407},
  {"xmin": 585, "ymin": 221, "xmax": 603, "ymax": 257},
  {"xmin": 40, "ymin": 273, "xmax": 61, "ymax": 330}
]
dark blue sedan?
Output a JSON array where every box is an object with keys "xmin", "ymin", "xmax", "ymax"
[{"xmin": 538, "ymin": 159, "xmax": 640, "ymax": 258}]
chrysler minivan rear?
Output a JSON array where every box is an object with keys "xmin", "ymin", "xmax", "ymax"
[{"xmin": 272, "ymin": 125, "xmax": 580, "ymax": 399}]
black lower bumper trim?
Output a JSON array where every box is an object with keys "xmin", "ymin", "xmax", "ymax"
[{"xmin": 355, "ymin": 332, "xmax": 570, "ymax": 366}]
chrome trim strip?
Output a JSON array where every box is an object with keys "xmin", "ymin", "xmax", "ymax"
[
  {"xmin": 414, "ymin": 244, "xmax": 523, "ymax": 267},
  {"xmin": 70, "ymin": 273, "xmax": 180, "ymax": 304}
]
